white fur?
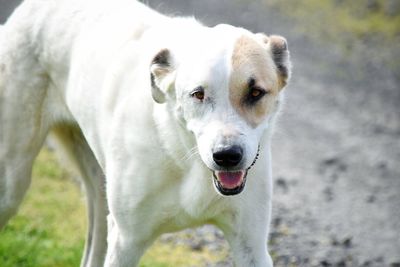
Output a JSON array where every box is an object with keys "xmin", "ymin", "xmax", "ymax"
[{"xmin": 0, "ymin": 0, "xmax": 289, "ymax": 266}]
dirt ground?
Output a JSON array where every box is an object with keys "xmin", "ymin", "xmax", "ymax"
[{"xmin": 1, "ymin": 0, "xmax": 399, "ymax": 266}]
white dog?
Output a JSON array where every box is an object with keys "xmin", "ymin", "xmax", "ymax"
[{"xmin": 0, "ymin": 0, "xmax": 291, "ymax": 266}]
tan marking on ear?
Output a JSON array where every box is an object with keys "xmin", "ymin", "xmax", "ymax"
[{"xmin": 230, "ymin": 35, "xmax": 280, "ymax": 127}]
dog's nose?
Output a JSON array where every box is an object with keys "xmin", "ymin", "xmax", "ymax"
[{"xmin": 213, "ymin": 145, "xmax": 243, "ymax": 168}]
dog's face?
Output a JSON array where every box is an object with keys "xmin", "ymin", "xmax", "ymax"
[{"xmin": 150, "ymin": 25, "xmax": 291, "ymax": 196}]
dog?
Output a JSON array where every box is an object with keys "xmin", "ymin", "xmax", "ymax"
[{"xmin": 0, "ymin": 0, "xmax": 291, "ymax": 266}]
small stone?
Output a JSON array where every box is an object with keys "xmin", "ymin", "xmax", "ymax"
[
  {"xmin": 323, "ymin": 187, "xmax": 334, "ymax": 201},
  {"xmin": 320, "ymin": 260, "xmax": 332, "ymax": 267},
  {"xmin": 385, "ymin": 0, "xmax": 400, "ymax": 16},
  {"xmin": 343, "ymin": 237, "xmax": 352, "ymax": 248},
  {"xmin": 330, "ymin": 173, "xmax": 339, "ymax": 183},
  {"xmin": 338, "ymin": 162, "xmax": 348, "ymax": 172},
  {"xmin": 331, "ymin": 237, "xmax": 340, "ymax": 246},
  {"xmin": 366, "ymin": 0, "xmax": 380, "ymax": 11},
  {"xmin": 322, "ymin": 157, "xmax": 339, "ymax": 166},
  {"xmin": 276, "ymin": 177, "xmax": 289, "ymax": 193},
  {"xmin": 269, "ymin": 231, "xmax": 282, "ymax": 242},
  {"xmin": 277, "ymin": 255, "xmax": 291, "ymax": 265},
  {"xmin": 190, "ymin": 240, "xmax": 204, "ymax": 251},
  {"xmin": 290, "ymin": 256, "xmax": 300, "ymax": 264},
  {"xmin": 273, "ymin": 217, "xmax": 282, "ymax": 227},
  {"xmin": 366, "ymin": 195, "xmax": 376, "ymax": 203},
  {"xmin": 377, "ymin": 162, "xmax": 387, "ymax": 170}
]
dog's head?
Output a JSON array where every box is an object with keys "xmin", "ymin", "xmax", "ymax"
[{"xmin": 149, "ymin": 24, "xmax": 291, "ymax": 196}]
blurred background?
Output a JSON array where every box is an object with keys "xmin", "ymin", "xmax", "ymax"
[{"xmin": 1, "ymin": 0, "xmax": 399, "ymax": 266}]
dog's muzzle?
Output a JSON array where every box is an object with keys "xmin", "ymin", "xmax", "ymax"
[{"xmin": 212, "ymin": 145, "xmax": 260, "ymax": 196}]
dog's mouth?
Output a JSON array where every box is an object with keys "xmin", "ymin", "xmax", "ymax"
[
  {"xmin": 213, "ymin": 170, "xmax": 248, "ymax": 196},
  {"xmin": 211, "ymin": 145, "xmax": 260, "ymax": 196}
]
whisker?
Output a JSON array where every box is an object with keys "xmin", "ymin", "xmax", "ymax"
[
  {"xmin": 185, "ymin": 149, "xmax": 199, "ymax": 162},
  {"xmin": 182, "ymin": 146, "xmax": 199, "ymax": 162}
]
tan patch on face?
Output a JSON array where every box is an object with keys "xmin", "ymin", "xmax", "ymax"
[{"xmin": 230, "ymin": 35, "xmax": 279, "ymax": 127}]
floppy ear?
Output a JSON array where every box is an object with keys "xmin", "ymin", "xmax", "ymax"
[
  {"xmin": 257, "ymin": 34, "xmax": 291, "ymax": 88},
  {"xmin": 150, "ymin": 49, "xmax": 175, "ymax": 103}
]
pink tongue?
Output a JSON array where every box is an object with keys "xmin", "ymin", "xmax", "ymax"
[{"xmin": 216, "ymin": 171, "xmax": 244, "ymax": 189}]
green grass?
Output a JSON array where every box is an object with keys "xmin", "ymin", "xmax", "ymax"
[
  {"xmin": 0, "ymin": 148, "xmax": 226, "ymax": 266},
  {"xmin": 265, "ymin": 0, "xmax": 400, "ymax": 40},
  {"xmin": 0, "ymin": 148, "xmax": 86, "ymax": 267}
]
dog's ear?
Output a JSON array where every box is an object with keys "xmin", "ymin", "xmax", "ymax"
[
  {"xmin": 257, "ymin": 34, "xmax": 291, "ymax": 88},
  {"xmin": 150, "ymin": 49, "xmax": 175, "ymax": 103}
]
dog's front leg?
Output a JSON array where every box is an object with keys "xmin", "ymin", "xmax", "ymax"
[
  {"xmin": 105, "ymin": 213, "xmax": 149, "ymax": 267},
  {"xmin": 222, "ymin": 198, "xmax": 274, "ymax": 267},
  {"xmin": 104, "ymin": 162, "xmax": 158, "ymax": 267}
]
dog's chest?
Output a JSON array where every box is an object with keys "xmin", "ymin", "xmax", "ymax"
[{"xmin": 138, "ymin": 169, "xmax": 230, "ymax": 233}]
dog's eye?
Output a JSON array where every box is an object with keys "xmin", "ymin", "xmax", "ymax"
[
  {"xmin": 245, "ymin": 77, "xmax": 267, "ymax": 105},
  {"xmin": 190, "ymin": 87, "xmax": 205, "ymax": 101},
  {"xmin": 247, "ymin": 87, "xmax": 266, "ymax": 103},
  {"xmin": 250, "ymin": 88, "xmax": 263, "ymax": 98}
]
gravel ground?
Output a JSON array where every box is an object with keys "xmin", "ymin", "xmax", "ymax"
[{"xmin": 2, "ymin": 0, "xmax": 399, "ymax": 266}]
